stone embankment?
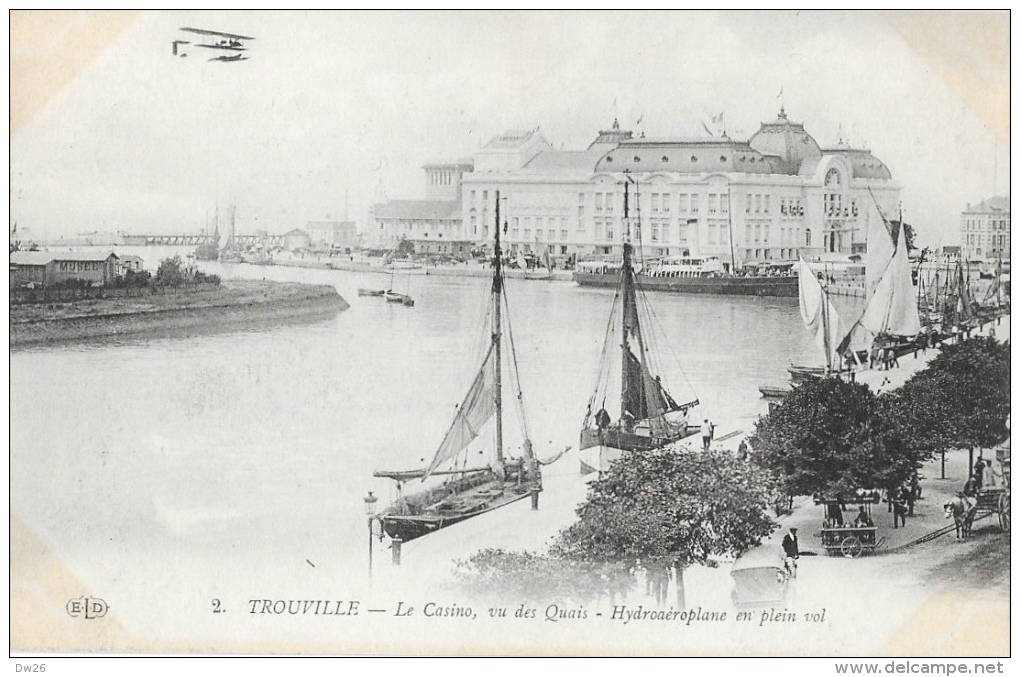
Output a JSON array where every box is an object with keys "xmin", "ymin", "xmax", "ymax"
[{"xmin": 9, "ymin": 279, "xmax": 348, "ymax": 347}]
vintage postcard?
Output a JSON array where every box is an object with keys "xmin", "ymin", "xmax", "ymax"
[{"xmin": 9, "ymin": 10, "xmax": 1010, "ymax": 664}]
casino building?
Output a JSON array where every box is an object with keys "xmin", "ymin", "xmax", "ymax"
[{"xmin": 375, "ymin": 109, "xmax": 901, "ymax": 268}]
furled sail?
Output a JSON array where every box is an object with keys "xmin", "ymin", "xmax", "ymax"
[
  {"xmin": 424, "ymin": 343, "xmax": 497, "ymax": 479},
  {"xmin": 858, "ymin": 224, "xmax": 921, "ymax": 338},
  {"xmin": 797, "ymin": 257, "xmax": 845, "ymax": 370}
]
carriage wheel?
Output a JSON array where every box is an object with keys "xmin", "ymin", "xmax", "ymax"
[
  {"xmin": 998, "ymin": 493, "xmax": 1011, "ymax": 531},
  {"xmin": 841, "ymin": 536, "xmax": 863, "ymax": 558}
]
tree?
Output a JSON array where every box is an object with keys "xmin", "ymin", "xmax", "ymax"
[
  {"xmin": 552, "ymin": 445, "xmax": 777, "ymax": 607},
  {"xmin": 395, "ymin": 238, "xmax": 415, "ymax": 257},
  {"xmin": 750, "ymin": 378, "xmax": 921, "ymax": 498},
  {"xmin": 156, "ymin": 254, "xmax": 187, "ymax": 286},
  {"xmin": 889, "ymin": 336, "xmax": 1010, "ymax": 475},
  {"xmin": 888, "ymin": 220, "xmax": 916, "ymax": 252}
]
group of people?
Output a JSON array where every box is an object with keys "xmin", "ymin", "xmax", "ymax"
[
  {"xmin": 868, "ymin": 345, "xmax": 900, "ymax": 371},
  {"xmin": 963, "ymin": 456, "xmax": 1003, "ymax": 496}
]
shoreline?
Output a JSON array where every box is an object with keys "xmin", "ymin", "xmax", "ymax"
[{"xmin": 9, "ymin": 279, "xmax": 349, "ymax": 348}]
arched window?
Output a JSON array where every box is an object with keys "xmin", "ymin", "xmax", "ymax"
[
  {"xmin": 805, "ymin": 228, "xmax": 812, "ymax": 246},
  {"xmin": 825, "ymin": 168, "xmax": 841, "ymax": 189}
]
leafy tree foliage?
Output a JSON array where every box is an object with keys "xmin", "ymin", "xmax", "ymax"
[
  {"xmin": 888, "ymin": 219, "xmax": 916, "ymax": 252},
  {"xmin": 156, "ymin": 254, "xmax": 187, "ymax": 286},
  {"xmin": 454, "ymin": 446, "xmax": 776, "ymax": 603},
  {"xmin": 554, "ymin": 446, "xmax": 777, "ymax": 570},
  {"xmin": 753, "ymin": 336, "xmax": 1010, "ymax": 498},
  {"xmin": 751, "ymin": 378, "xmax": 891, "ymax": 496},
  {"xmin": 453, "ymin": 549, "xmax": 632, "ymax": 603},
  {"xmin": 154, "ymin": 255, "xmax": 220, "ymax": 287},
  {"xmin": 395, "ymin": 238, "xmax": 415, "ymax": 257},
  {"xmin": 890, "ymin": 336, "xmax": 1010, "ymax": 452}
]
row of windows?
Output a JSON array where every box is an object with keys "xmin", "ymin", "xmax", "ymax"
[
  {"xmin": 966, "ymin": 233, "xmax": 1009, "ymax": 246},
  {"xmin": 964, "ymin": 218, "xmax": 1010, "ymax": 231},
  {"xmin": 506, "ymin": 228, "xmax": 572, "ymax": 242},
  {"xmin": 744, "ymin": 193, "xmax": 770, "ymax": 214},
  {"xmin": 430, "ymin": 171, "xmax": 457, "ymax": 186}
]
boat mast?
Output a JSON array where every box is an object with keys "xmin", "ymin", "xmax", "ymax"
[
  {"xmin": 620, "ymin": 181, "xmax": 634, "ymax": 423},
  {"xmin": 493, "ymin": 190, "xmax": 504, "ymax": 464},
  {"xmin": 620, "ymin": 176, "xmax": 657, "ymax": 424},
  {"xmin": 726, "ymin": 189, "xmax": 736, "ymax": 273}
]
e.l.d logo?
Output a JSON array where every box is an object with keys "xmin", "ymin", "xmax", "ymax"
[{"xmin": 66, "ymin": 597, "xmax": 108, "ymax": 619}]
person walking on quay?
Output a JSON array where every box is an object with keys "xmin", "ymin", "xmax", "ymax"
[
  {"xmin": 892, "ymin": 487, "xmax": 909, "ymax": 528},
  {"xmin": 782, "ymin": 527, "xmax": 799, "ymax": 578},
  {"xmin": 701, "ymin": 418, "xmax": 713, "ymax": 451}
]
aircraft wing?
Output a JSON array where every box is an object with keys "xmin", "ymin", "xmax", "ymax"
[
  {"xmin": 195, "ymin": 44, "xmax": 247, "ymax": 51},
  {"xmin": 180, "ymin": 26, "xmax": 255, "ymax": 41}
]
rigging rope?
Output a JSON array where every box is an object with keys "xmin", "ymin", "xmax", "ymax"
[
  {"xmin": 500, "ymin": 287, "xmax": 533, "ymax": 448},
  {"xmin": 582, "ymin": 282, "xmax": 623, "ymax": 429}
]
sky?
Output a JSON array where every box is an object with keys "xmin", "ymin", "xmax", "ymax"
[{"xmin": 9, "ymin": 10, "xmax": 1011, "ymax": 248}]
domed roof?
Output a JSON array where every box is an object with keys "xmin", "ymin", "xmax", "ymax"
[
  {"xmin": 819, "ymin": 142, "xmax": 893, "ymax": 180},
  {"xmin": 593, "ymin": 136, "xmax": 776, "ymax": 175},
  {"xmin": 748, "ymin": 108, "xmax": 822, "ymax": 175}
]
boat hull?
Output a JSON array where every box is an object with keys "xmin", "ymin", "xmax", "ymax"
[
  {"xmin": 378, "ymin": 489, "xmax": 534, "ymax": 542},
  {"xmin": 578, "ymin": 426, "xmax": 697, "ymax": 474},
  {"xmin": 573, "ymin": 272, "xmax": 798, "ymax": 297},
  {"xmin": 376, "ymin": 468, "xmax": 540, "ymax": 542}
]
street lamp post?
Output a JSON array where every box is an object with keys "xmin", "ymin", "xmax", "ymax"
[{"xmin": 363, "ymin": 491, "xmax": 378, "ymax": 578}]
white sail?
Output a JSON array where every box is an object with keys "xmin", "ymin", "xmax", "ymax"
[
  {"xmin": 424, "ymin": 343, "xmax": 497, "ymax": 479},
  {"xmin": 858, "ymin": 224, "xmax": 921, "ymax": 338},
  {"xmin": 865, "ymin": 207, "xmax": 895, "ymax": 299},
  {"xmin": 797, "ymin": 258, "xmax": 845, "ymax": 370}
]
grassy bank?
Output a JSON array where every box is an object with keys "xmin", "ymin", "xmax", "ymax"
[{"xmin": 10, "ymin": 279, "xmax": 349, "ymax": 347}]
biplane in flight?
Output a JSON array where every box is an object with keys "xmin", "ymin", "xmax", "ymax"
[{"xmin": 173, "ymin": 27, "xmax": 255, "ymax": 61}]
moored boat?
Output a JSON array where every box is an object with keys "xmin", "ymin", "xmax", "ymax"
[
  {"xmin": 373, "ymin": 190, "xmax": 541, "ymax": 542},
  {"xmin": 384, "ymin": 290, "xmax": 415, "ymax": 306},
  {"xmin": 578, "ymin": 177, "xmax": 700, "ymax": 475},
  {"xmin": 574, "ymin": 256, "xmax": 798, "ymax": 297}
]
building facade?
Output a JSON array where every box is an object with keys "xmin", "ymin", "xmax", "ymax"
[
  {"xmin": 283, "ymin": 229, "xmax": 311, "ymax": 252},
  {"xmin": 10, "ymin": 251, "xmax": 119, "ymax": 287},
  {"xmin": 306, "ymin": 221, "xmax": 359, "ymax": 252},
  {"xmin": 460, "ymin": 111, "xmax": 900, "ymax": 268},
  {"xmin": 961, "ymin": 196, "xmax": 1010, "ymax": 261},
  {"xmin": 372, "ymin": 160, "xmax": 474, "ymax": 256}
]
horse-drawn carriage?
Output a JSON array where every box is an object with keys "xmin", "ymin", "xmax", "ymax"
[
  {"xmin": 814, "ymin": 491, "xmax": 887, "ymax": 558},
  {"xmin": 820, "ymin": 525, "xmax": 886, "ymax": 558},
  {"xmin": 946, "ymin": 444, "xmax": 1010, "ymax": 539}
]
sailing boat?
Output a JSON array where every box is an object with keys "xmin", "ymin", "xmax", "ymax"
[
  {"xmin": 979, "ymin": 253, "xmax": 1008, "ymax": 315},
  {"xmin": 373, "ymin": 191, "xmax": 541, "ymax": 541},
  {"xmin": 383, "ymin": 265, "xmax": 415, "ymax": 306},
  {"xmin": 838, "ymin": 220, "xmax": 921, "ymax": 360},
  {"xmin": 579, "ymin": 178, "xmax": 699, "ymax": 475},
  {"xmin": 791, "ymin": 257, "xmax": 847, "ymax": 376}
]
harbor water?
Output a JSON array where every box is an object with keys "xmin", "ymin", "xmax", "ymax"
[{"xmin": 12, "ymin": 252, "xmax": 829, "ymax": 644}]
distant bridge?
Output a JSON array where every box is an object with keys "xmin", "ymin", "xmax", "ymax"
[
  {"xmin": 112, "ymin": 233, "xmax": 285, "ymax": 247},
  {"xmin": 133, "ymin": 234, "xmax": 219, "ymax": 246},
  {"xmin": 234, "ymin": 234, "xmax": 284, "ymax": 247}
]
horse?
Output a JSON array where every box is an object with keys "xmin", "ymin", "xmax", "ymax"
[{"xmin": 944, "ymin": 495, "xmax": 978, "ymax": 540}]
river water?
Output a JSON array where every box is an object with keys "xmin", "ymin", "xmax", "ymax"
[{"xmin": 12, "ymin": 249, "xmax": 834, "ymax": 647}]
